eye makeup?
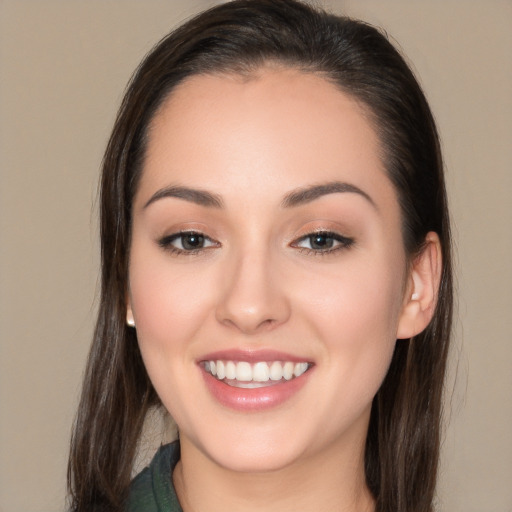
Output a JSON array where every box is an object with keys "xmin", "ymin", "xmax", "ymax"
[
  {"xmin": 157, "ymin": 227, "xmax": 355, "ymax": 259},
  {"xmin": 291, "ymin": 230, "xmax": 355, "ymax": 256},
  {"xmin": 158, "ymin": 230, "xmax": 220, "ymax": 256}
]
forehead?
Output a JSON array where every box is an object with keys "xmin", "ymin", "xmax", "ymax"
[
  {"xmin": 150, "ymin": 68, "xmax": 378, "ymax": 154},
  {"xmin": 138, "ymin": 67, "xmax": 396, "ymax": 213}
]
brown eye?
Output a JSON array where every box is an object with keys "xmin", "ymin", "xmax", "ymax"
[
  {"xmin": 180, "ymin": 232, "xmax": 205, "ymax": 250},
  {"xmin": 309, "ymin": 233, "xmax": 334, "ymax": 250},
  {"xmin": 293, "ymin": 231, "xmax": 354, "ymax": 253},
  {"xmin": 158, "ymin": 231, "xmax": 217, "ymax": 253}
]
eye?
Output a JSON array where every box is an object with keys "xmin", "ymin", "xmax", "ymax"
[
  {"xmin": 292, "ymin": 231, "xmax": 354, "ymax": 254},
  {"xmin": 158, "ymin": 231, "xmax": 218, "ymax": 254}
]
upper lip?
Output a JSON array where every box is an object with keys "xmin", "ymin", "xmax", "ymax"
[{"xmin": 198, "ymin": 349, "xmax": 313, "ymax": 364}]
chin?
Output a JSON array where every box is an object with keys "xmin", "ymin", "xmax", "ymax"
[
  {"xmin": 184, "ymin": 421, "xmax": 311, "ymax": 474},
  {"xmin": 210, "ymin": 442, "xmax": 305, "ymax": 474}
]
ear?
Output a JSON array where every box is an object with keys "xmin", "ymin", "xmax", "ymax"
[
  {"xmin": 396, "ymin": 232, "xmax": 442, "ymax": 339},
  {"xmin": 126, "ymin": 296, "xmax": 136, "ymax": 328}
]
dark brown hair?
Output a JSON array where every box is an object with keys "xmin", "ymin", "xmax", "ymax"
[{"xmin": 68, "ymin": 1, "xmax": 453, "ymax": 511}]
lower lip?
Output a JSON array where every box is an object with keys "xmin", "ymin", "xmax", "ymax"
[{"xmin": 201, "ymin": 368, "xmax": 312, "ymax": 411}]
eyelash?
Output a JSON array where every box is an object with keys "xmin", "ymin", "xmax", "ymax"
[
  {"xmin": 291, "ymin": 231, "xmax": 355, "ymax": 256},
  {"xmin": 158, "ymin": 231, "xmax": 219, "ymax": 256},
  {"xmin": 157, "ymin": 230, "xmax": 354, "ymax": 256}
]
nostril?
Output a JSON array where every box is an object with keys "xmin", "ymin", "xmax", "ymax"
[
  {"xmin": 214, "ymin": 258, "xmax": 291, "ymax": 333},
  {"xmin": 219, "ymin": 315, "xmax": 277, "ymax": 334}
]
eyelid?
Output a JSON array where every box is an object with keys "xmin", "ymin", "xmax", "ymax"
[
  {"xmin": 157, "ymin": 227, "xmax": 353, "ymax": 256},
  {"xmin": 158, "ymin": 230, "xmax": 220, "ymax": 255},
  {"xmin": 291, "ymin": 229, "xmax": 355, "ymax": 254}
]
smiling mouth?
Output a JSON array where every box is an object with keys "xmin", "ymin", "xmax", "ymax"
[{"xmin": 201, "ymin": 360, "xmax": 312, "ymax": 388}]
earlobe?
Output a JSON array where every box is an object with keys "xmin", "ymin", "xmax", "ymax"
[{"xmin": 396, "ymin": 232, "xmax": 442, "ymax": 339}]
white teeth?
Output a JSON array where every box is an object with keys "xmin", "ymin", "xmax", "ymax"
[
  {"xmin": 253, "ymin": 362, "xmax": 270, "ymax": 382},
  {"xmin": 216, "ymin": 360, "xmax": 225, "ymax": 379},
  {"xmin": 236, "ymin": 361, "xmax": 252, "ymax": 381},
  {"xmin": 225, "ymin": 361, "xmax": 236, "ymax": 380},
  {"xmin": 205, "ymin": 359, "xmax": 310, "ymax": 384},
  {"xmin": 294, "ymin": 362, "xmax": 308, "ymax": 377},
  {"xmin": 283, "ymin": 361, "xmax": 294, "ymax": 380},
  {"xmin": 270, "ymin": 361, "xmax": 283, "ymax": 381}
]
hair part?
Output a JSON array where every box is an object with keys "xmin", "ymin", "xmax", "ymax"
[{"xmin": 68, "ymin": 1, "xmax": 453, "ymax": 511}]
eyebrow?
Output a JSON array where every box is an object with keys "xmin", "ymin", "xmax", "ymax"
[
  {"xmin": 144, "ymin": 185, "xmax": 224, "ymax": 209},
  {"xmin": 281, "ymin": 181, "xmax": 377, "ymax": 209},
  {"xmin": 143, "ymin": 180, "xmax": 375, "ymax": 211}
]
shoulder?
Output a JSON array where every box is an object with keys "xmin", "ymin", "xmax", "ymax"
[{"xmin": 126, "ymin": 441, "xmax": 182, "ymax": 512}]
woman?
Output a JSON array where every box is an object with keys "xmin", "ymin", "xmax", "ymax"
[{"xmin": 68, "ymin": 1, "xmax": 453, "ymax": 511}]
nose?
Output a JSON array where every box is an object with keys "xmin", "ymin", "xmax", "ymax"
[{"xmin": 215, "ymin": 248, "xmax": 291, "ymax": 334}]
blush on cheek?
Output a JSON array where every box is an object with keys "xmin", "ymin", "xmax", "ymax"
[{"xmin": 130, "ymin": 255, "xmax": 208, "ymax": 324}]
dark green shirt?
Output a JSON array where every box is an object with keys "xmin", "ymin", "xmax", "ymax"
[{"xmin": 126, "ymin": 442, "xmax": 183, "ymax": 512}]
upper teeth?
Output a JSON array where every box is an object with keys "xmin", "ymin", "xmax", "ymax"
[{"xmin": 204, "ymin": 360, "xmax": 309, "ymax": 382}]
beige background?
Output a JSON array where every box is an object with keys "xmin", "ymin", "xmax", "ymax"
[{"xmin": 0, "ymin": 1, "xmax": 511, "ymax": 511}]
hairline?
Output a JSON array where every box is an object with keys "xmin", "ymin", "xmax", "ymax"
[{"xmin": 137, "ymin": 62, "xmax": 408, "ymax": 243}]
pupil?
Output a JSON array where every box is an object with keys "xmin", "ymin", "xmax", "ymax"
[
  {"xmin": 311, "ymin": 234, "xmax": 333, "ymax": 249},
  {"xmin": 183, "ymin": 233, "xmax": 204, "ymax": 250}
]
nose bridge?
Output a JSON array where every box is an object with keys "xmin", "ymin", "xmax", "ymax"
[{"xmin": 216, "ymin": 243, "xmax": 290, "ymax": 333}]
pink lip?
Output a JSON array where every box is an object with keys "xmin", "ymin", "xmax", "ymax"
[
  {"xmin": 198, "ymin": 349, "xmax": 311, "ymax": 364},
  {"xmin": 198, "ymin": 349, "xmax": 314, "ymax": 412}
]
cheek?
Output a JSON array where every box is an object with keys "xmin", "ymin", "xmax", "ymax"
[
  {"xmin": 293, "ymin": 254, "xmax": 405, "ymax": 392},
  {"xmin": 128, "ymin": 250, "xmax": 217, "ymax": 359},
  {"xmin": 296, "ymin": 255, "xmax": 404, "ymax": 340},
  {"xmin": 309, "ymin": 279, "xmax": 400, "ymax": 436},
  {"xmin": 128, "ymin": 255, "xmax": 217, "ymax": 418}
]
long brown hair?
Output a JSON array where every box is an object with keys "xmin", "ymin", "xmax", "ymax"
[{"xmin": 68, "ymin": 1, "xmax": 453, "ymax": 511}]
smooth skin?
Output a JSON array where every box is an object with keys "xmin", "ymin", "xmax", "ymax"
[{"xmin": 127, "ymin": 67, "xmax": 441, "ymax": 512}]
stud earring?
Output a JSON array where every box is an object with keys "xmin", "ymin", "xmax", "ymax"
[
  {"xmin": 126, "ymin": 311, "xmax": 135, "ymax": 327},
  {"xmin": 411, "ymin": 292, "xmax": 419, "ymax": 301}
]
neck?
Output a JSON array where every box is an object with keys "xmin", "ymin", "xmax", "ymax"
[{"xmin": 173, "ymin": 434, "xmax": 375, "ymax": 512}]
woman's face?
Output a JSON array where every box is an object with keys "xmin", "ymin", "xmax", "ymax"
[{"xmin": 128, "ymin": 68, "xmax": 414, "ymax": 472}]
